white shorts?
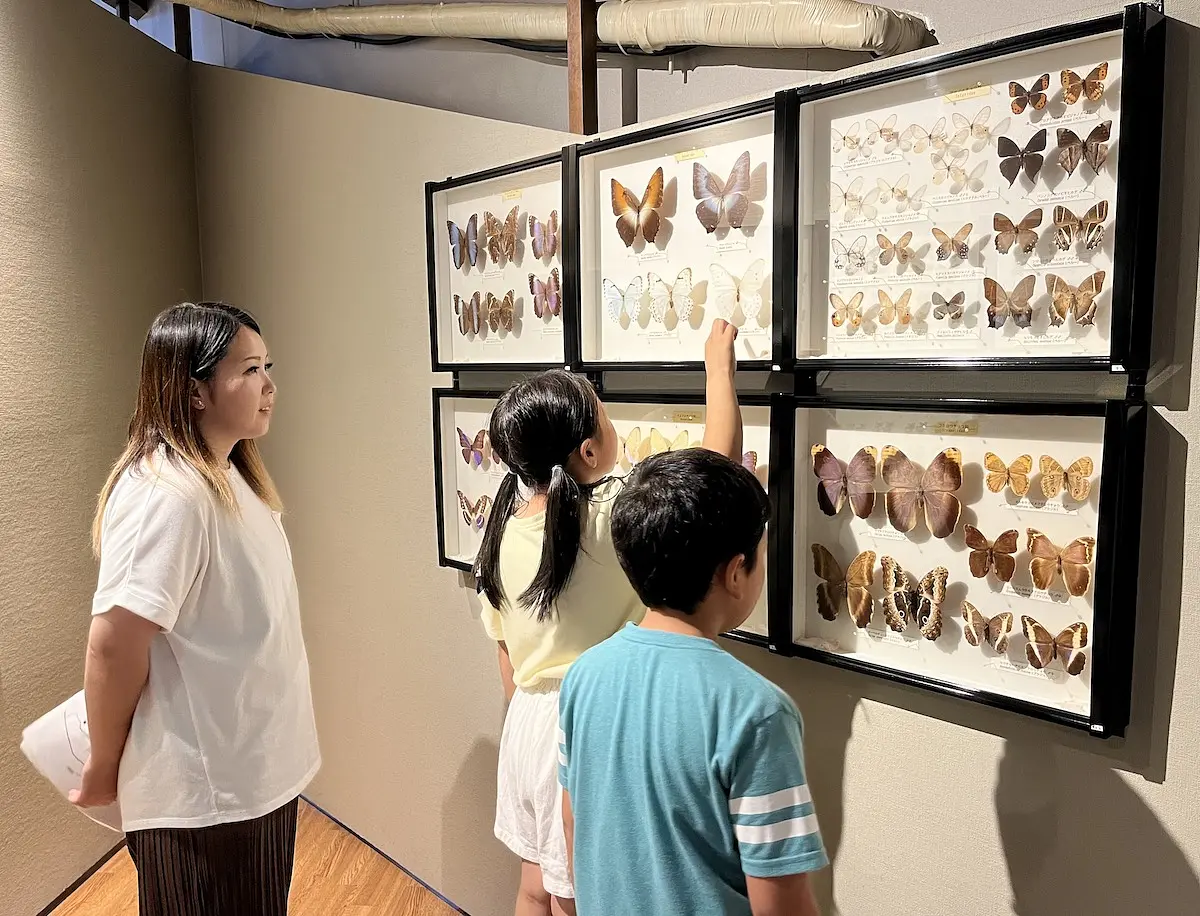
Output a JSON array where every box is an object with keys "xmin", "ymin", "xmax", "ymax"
[{"xmin": 494, "ymin": 682, "xmax": 572, "ymax": 899}]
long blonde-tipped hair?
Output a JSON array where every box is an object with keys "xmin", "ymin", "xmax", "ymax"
[{"xmin": 92, "ymin": 301, "xmax": 283, "ymax": 556}]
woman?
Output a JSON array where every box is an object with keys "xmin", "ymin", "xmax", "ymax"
[{"xmin": 71, "ymin": 301, "xmax": 320, "ymax": 915}]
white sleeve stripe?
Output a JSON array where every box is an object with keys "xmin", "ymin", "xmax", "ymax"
[
  {"xmin": 729, "ymin": 785, "xmax": 812, "ymax": 815},
  {"xmin": 735, "ymin": 813, "xmax": 820, "ymax": 845},
  {"xmin": 558, "ymin": 750, "xmax": 568, "ymax": 766},
  {"xmin": 558, "ymin": 728, "xmax": 566, "ymax": 744}
]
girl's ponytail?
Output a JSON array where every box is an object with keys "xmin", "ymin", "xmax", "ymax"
[
  {"xmin": 476, "ymin": 470, "xmax": 520, "ymax": 610},
  {"xmin": 518, "ymin": 464, "xmax": 590, "ymax": 622}
]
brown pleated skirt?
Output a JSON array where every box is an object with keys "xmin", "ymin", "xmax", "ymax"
[{"xmin": 124, "ymin": 797, "xmax": 300, "ymax": 916}]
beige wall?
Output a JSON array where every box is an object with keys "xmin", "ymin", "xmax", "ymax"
[{"xmin": 0, "ymin": 0, "xmax": 201, "ymax": 912}]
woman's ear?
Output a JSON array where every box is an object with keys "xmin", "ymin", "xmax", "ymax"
[{"xmin": 190, "ymin": 379, "xmax": 206, "ymax": 411}]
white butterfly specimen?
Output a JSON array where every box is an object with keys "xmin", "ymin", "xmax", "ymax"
[
  {"xmin": 647, "ymin": 269, "xmax": 695, "ymax": 323},
  {"xmin": 951, "ymin": 160, "xmax": 987, "ymax": 195},
  {"xmin": 866, "ymin": 114, "xmax": 900, "ymax": 153},
  {"xmin": 830, "ymin": 176, "xmax": 878, "ymax": 223},
  {"xmin": 900, "ymin": 116, "xmax": 948, "ymax": 154},
  {"xmin": 951, "ymin": 106, "xmax": 993, "ymax": 151},
  {"xmin": 709, "ymin": 260, "xmax": 766, "ymax": 325},
  {"xmin": 931, "ymin": 149, "xmax": 970, "ymax": 186},
  {"xmin": 832, "ymin": 121, "xmax": 865, "ymax": 160},
  {"xmin": 832, "ymin": 236, "xmax": 868, "ymax": 273},
  {"xmin": 830, "ymin": 291, "xmax": 865, "ymax": 328},
  {"xmin": 876, "ymin": 173, "xmax": 907, "ymax": 204},
  {"xmin": 602, "ymin": 276, "xmax": 645, "ymax": 324}
]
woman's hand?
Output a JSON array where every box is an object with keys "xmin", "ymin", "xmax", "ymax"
[
  {"xmin": 705, "ymin": 319, "xmax": 738, "ymax": 380},
  {"xmin": 69, "ymin": 755, "xmax": 119, "ymax": 808}
]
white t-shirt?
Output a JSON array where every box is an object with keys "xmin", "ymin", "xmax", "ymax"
[{"xmin": 92, "ymin": 452, "xmax": 320, "ymax": 832}]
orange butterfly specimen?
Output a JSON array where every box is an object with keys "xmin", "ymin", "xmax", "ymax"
[
  {"xmin": 984, "ymin": 452, "xmax": 1032, "ymax": 497},
  {"xmin": 1009, "ymin": 73, "xmax": 1051, "ymax": 115},
  {"xmin": 611, "ymin": 167, "xmax": 665, "ymax": 247},
  {"xmin": 1039, "ymin": 455, "xmax": 1094, "ymax": 502},
  {"xmin": 964, "ymin": 525, "xmax": 1018, "ymax": 582},
  {"xmin": 484, "ymin": 207, "xmax": 520, "ymax": 265},
  {"xmin": 1022, "ymin": 616, "xmax": 1089, "ymax": 675},
  {"xmin": 962, "ymin": 603, "xmax": 1015, "ymax": 653},
  {"xmin": 812, "ymin": 544, "xmax": 876, "ymax": 628},
  {"xmin": 1027, "ymin": 529, "xmax": 1095, "ymax": 596},
  {"xmin": 1061, "ymin": 62, "xmax": 1109, "ymax": 105}
]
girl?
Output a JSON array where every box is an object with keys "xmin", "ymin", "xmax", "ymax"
[
  {"xmin": 71, "ymin": 302, "xmax": 320, "ymax": 915},
  {"xmin": 478, "ymin": 320, "xmax": 743, "ymax": 916}
]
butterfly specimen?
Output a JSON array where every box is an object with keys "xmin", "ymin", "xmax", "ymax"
[
  {"xmin": 457, "ymin": 428, "xmax": 488, "ymax": 468},
  {"xmin": 881, "ymin": 556, "xmax": 948, "ymax": 640},
  {"xmin": 832, "ymin": 236, "xmax": 868, "ymax": 272},
  {"xmin": 485, "ymin": 290, "xmax": 515, "ymax": 332},
  {"xmin": 877, "ymin": 232, "xmax": 914, "ymax": 267},
  {"xmin": 1062, "ymin": 62, "xmax": 1109, "ymax": 105},
  {"xmin": 875, "ymin": 174, "xmax": 924, "ymax": 213},
  {"xmin": 484, "ymin": 207, "xmax": 520, "ymax": 265},
  {"xmin": 1039, "ymin": 455, "xmax": 1094, "ymax": 502},
  {"xmin": 1057, "ymin": 121, "xmax": 1112, "ymax": 178},
  {"xmin": 693, "ymin": 151, "xmax": 752, "ymax": 233},
  {"xmin": 832, "ymin": 121, "xmax": 864, "ymax": 159},
  {"xmin": 447, "ymin": 214, "xmax": 480, "ymax": 269},
  {"xmin": 529, "ymin": 211, "xmax": 559, "ymax": 260},
  {"xmin": 984, "ymin": 452, "xmax": 1033, "ymax": 497},
  {"xmin": 603, "ymin": 276, "xmax": 645, "ymax": 323},
  {"xmin": 611, "ymin": 167, "xmax": 665, "ymax": 247},
  {"xmin": 962, "ymin": 604, "xmax": 1016, "ymax": 653},
  {"xmin": 647, "ymin": 269, "xmax": 695, "ymax": 323},
  {"xmin": 813, "ymin": 544, "xmax": 877, "ymax": 627},
  {"xmin": 1053, "ymin": 201, "xmax": 1109, "ymax": 251},
  {"xmin": 1046, "ymin": 271, "xmax": 1105, "ymax": 327},
  {"xmin": 458, "ymin": 491, "xmax": 492, "ymax": 531},
  {"xmin": 1009, "ymin": 73, "xmax": 1051, "ymax": 115},
  {"xmin": 529, "ymin": 269, "xmax": 562, "ymax": 319},
  {"xmin": 1022, "ymin": 616, "xmax": 1089, "ymax": 675},
  {"xmin": 993, "ymin": 209, "xmax": 1043, "ymax": 255},
  {"xmin": 741, "ymin": 451, "xmax": 759, "ymax": 473},
  {"xmin": 810, "ymin": 444, "xmax": 877, "ymax": 519},
  {"xmin": 964, "ymin": 525, "xmax": 1019, "ymax": 582},
  {"xmin": 830, "ymin": 177, "xmax": 878, "ymax": 222},
  {"xmin": 454, "ymin": 292, "xmax": 482, "ymax": 336},
  {"xmin": 1027, "ymin": 529, "xmax": 1095, "ymax": 596},
  {"xmin": 997, "ymin": 129, "xmax": 1047, "ymax": 186},
  {"xmin": 878, "ymin": 289, "xmax": 913, "ymax": 326},
  {"xmin": 710, "ymin": 260, "xmax": 766, "ymax": 323},
  {"xmin": 951, "ymin": 106, "xmax": 992, "ymax": 150},
  {"xmin": 649, "ymin": 428, "xmax": 690, "ymax": 455},
  {"xmin": 829, "ymin": 292, "xmax": 865, "ymax": 329},
  {"xmin": 881, "ymin": 446, "xmax": 962, "ymax": 539},
  {"xmin": 984, "ymin": 275, "xmax": 1036, "ymax": 329},
  {"xmin": 931, "ymin": 149, "xmax": 969, "ymax": 186},
  {"xmin": 952, "ymin": 160, "xmax": 988, "ymax": 195},
  {"xmin": 865, "ymin": 114, "xmax": 900, "ymax": 152},
  {"xmin": 621, "ymin": 427, "xmax": 651, "ymax": 466},
  {"xmin": 932, "ymin": 223, "xmax": 972, "ymax": 261},
  {"xmin": 900, "ymin": 116, "xmax": 948, "ymax": 153},
  {"xmin": 932, "ymin": 291, "xmax": 966, "ymax": 321}
]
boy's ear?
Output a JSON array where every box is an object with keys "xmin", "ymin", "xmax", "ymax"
[{"xmin": 720, "ymin": 553, "xmax": 750, "ymax": 598}]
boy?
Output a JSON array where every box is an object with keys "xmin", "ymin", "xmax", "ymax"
[{"xmin": 558, "ymin": 448, "xmax": 827, "ymax": 915}]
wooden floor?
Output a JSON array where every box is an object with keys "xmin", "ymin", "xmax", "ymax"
[{"xmin": 54, "ymin": 801, "xmax": 460, "ymax": 916}]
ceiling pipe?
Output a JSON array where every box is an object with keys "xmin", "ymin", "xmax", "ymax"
[{"xmin": 164, "ymin": 0, "xmax": 934, "ymax": 57}]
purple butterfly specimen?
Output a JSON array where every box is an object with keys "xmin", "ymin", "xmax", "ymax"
[
  {"xmin": 458, "ymin": 491, "xmax": 491, "ymax": 530},
  {"xmin": 693, "ymin": 151, "xmax": 752, "ymax": 233},
  {"xmin": 529, "ymin": 268, "xmax": 562, "ymax": 319},
  {"xmin": 457, "ymin": 428, "xmax": 487, "ymax": 467},
  {"xmin": 529, "ymin": 211, "xmax": 559, "ymax": 260},
  {"xmin": 811, "ymin": 444, "xmax": 877, "ymax": 519},
  {"xmin": 447, "ymin": 213, "xmax": 479, "ymax": 269}
]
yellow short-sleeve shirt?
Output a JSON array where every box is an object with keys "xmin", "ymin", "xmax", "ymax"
[{"xmin": 480, "ymin": 479, "xmax": 645, "ymax": 688}]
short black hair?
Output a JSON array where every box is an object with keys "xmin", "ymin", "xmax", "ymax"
[{"xmin": 611, "ymin": 449, "xmax": 770, "ymax": 614}]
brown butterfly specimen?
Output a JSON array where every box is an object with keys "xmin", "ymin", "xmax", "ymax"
[
  {"xmin": 811, "ymin": 444, "xmax": 877, "ymax": 519},
  {"xmin": 485, "ymin": 290, "xmax": 515, "ymax": 332},
  {"xmin": 454, "ymin": 291, "xmax": 482, "ymax": 336},
  {"xmin": 1022, "ymin": 616, "xmax": 1089, "ymax": 675},
  {"xmin": 997, "ymin": 129, "xmax": 1047, "ymax": 187},
  {"xmin": 812, "ymin": 544, "xmax": 876, "ymax": 627},
  {"xmin": 1061, "ymin": 62, "xmax": 1109, "ymax": 105},
  {"xmin": 878, "ymin": 289, "xmax": 913, "ymax": 326},
  {"xmin": 611, "ymin": 167, "xmax": 665, "ymax": 248},
  {"xmin": 880, "ymin": 555, "xmax": 948, "ymax": 640},
  {"xmin": 1057, "ymin": 121, "xmax": 1112, "ymax": 177},
  {"xmin": 877, "ymin": 231, "xmax": 914, "ymax": 266},
  {"xmin": 964, "ymin": 525, "xmax": 1019, "ymax": 582},
  {"xmin": 984, "ymin": 452, "xmax": 1032, "ymax": 497},
  {"xmin": 1039, "ymin": 455, "xmax": 1094, "ymax": 501},
  {"xmin": 881, "ymin": 446, "xmax": 962, "ymax": 538},
  {"xmin": 1009, "ymin": 73, "xmax": 1051, "ymax": 115},
  {"xmin": 932, "ymin": 223, "xmax": 972, "ymax": 261},
  {"xmin": 962, "ymin": 603, "xmax": 1015, "ymax": 653},
  {"xmin": 984, "ymin": 275, "xmax": 1036, "ymax": 330},
  {"xmin": 993, "ymin": 209, "xmax": 1043, "ymax": 255},
  {"xmin": 1046, "ymin": 272, "xmax": 1106, "ymax": 327},
  {"xmin": 1027, "ymin": 529, "xmax": 1095, "ymax": 596},
  {"xmin": 1053, "ymin": 201, "xmax": 1108, "ymax": 251},
  {"xmin": 932, "ymin": 291, "xmax": 965, "ymax": 321},
  {"xmin": 484, "ymin": 206, "xmax": 520, "ymax": 265}
]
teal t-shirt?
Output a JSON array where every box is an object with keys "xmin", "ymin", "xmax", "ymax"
[{"xmin": 559, "ymin": 623, "xmax": 828, "ymax": 914}]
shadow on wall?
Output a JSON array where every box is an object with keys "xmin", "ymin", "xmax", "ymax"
[{"xmin": 441, "ymin": 738, "xmax": 518, "ymax": 913}]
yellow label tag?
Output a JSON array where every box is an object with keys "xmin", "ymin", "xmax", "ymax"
[
  {"xmin": 501, "ymin": 188, "xmax": 523, "ymax": 201},
  {"xmin": 674, "ymin": 149, "xmax": 706, "ymax": 162},
  {"xmin": 942, "ymin": 84, "xmax": 990, "ymax": 103},
  {"xmin": 672, "ymin": 410, "xmax": 701, "ymax": 423},
  {"xmin": 932, "ymin": 420, "xmax": 979, "ymax": 436}
]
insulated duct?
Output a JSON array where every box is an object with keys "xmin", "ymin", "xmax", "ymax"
[{"xmin": 168, "ymin": 0, "xmax": 933, "ymax": 57}]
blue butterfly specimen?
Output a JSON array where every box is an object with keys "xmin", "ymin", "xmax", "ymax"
[{"xmin": 447, "ymin": 213, "xmax": 479, "ymax": 269}]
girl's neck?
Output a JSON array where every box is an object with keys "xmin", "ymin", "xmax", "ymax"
[{"xmin": 513, "ymin": 490, "xmax": 547, "ymax": 519}]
